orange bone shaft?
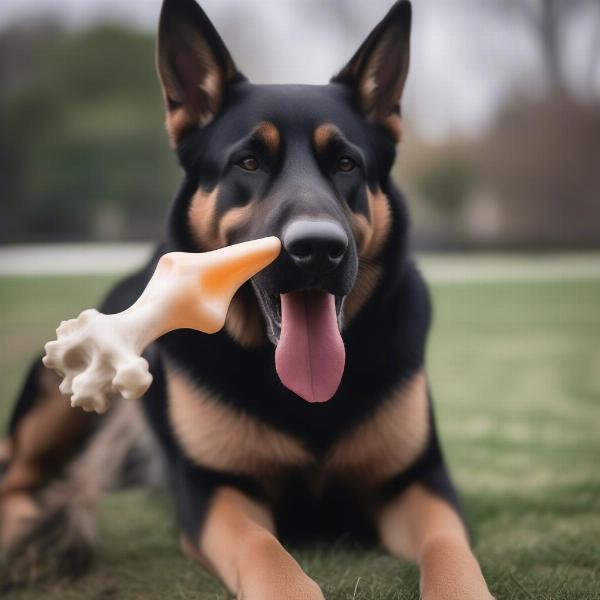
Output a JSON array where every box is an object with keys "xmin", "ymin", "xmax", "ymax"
[
  {"xmin": 121, "ymin": 236, "xmax": 282, "ymax": 347},
  {"xmin": 42, "ymin": 237, "xmax": 281, "ymax": 413}
]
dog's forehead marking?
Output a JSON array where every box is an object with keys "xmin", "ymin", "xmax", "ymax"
[
  {"xmin": 313, "ymin": 123, "xmax": 337, "ymax": 153},
  {"xmin": 253, "ymin": 121, "xmax": 280, "ymax": 154}
]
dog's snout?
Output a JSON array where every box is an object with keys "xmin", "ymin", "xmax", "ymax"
[{"xmin": 283, "ymin": 220, "xmax": 348, "ymax": 275}]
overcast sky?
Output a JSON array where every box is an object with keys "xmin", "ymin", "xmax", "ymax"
[{"xmin": 1, "ymin": 0, "xmax": 596, "ymax": 140}]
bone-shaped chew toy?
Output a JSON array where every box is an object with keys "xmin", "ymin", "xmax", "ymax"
[{"xmin": 42, "ymin": 237, "xmax": 281, "ymax": 414}]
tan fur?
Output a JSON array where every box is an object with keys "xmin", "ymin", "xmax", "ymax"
[
  {"xmin": 0, "ymin": 460, "xmax": 42, "ymax": 497},
  {"xmin": 357, "ymin": 188, "xmax": 392, "ymax": 259},
  {"xmin": 199, "ymin": 487, "xmax": 324, "ymax": 599},
  {"xmin": 188, "ymin": 187, "xmax": 220, "ymax": 250},
  {"xmin": 164, "ymin": 106, "xmax": 195, "ymax": 148},
  {"xmin": 1, "ymin": 369, "xmax": 91, "ymax": 496},
  {"xmin": 384, "ymin": 113, "xmax": 403, "ymax": 143},
  {"xmin": 188, "ymin": 186, "xmax": 254, "ymax": 251},
  {"xmin": 218, "ymin": 204, "xmax": 253, "ymax": 245},
  {"xmin": 224, "ymin": 287, "xmax": 268, "ymax": 347},
  {"xmin": 344, "ymin": 189, "xmax": 391, "ymax": 320},
  {"xmin": 342, "ymin": 261, "xmax": 381, "ymax": 325},
  {"xmin": 161, "ymin": 81, "xmax": 220, "ymax": 146},
  {"xmin": 0, "ymin": 492, "xmax": 40, "ymax": 549},
  {"xmin": 255, "ymin": 121, "xmax": 280, "ymax": 154},
  {"xmin": 313, "ymin": 123, "xmax": 336, "ymax": 153},
  {"xmin": 324, "ymin": 372, "xmax": 429, "ymax": 487},
  {"xmin": 0, "ymin": 368, "xmax": 91, "ymax": 552},
  {"xmin": 16, "ymin": 369, "xmax": 89, "ymax": 462},
  {"xmin": 352, "ymin": 213, "xmax": 373, "ymax": 256},
  {"xmin": 378, "ymin": 484, "xmax": 494, "ymax": 599},
  {"xmin": 167, "ymin": 369, "xmax": 313, "ymax": 481},
  {"xmin": 0, "ymin": 437, "xmax": 13, "ymax": 464},
  {"xmin": 369, "ymin": 189, "xmax": 393, "ymax": 257}
]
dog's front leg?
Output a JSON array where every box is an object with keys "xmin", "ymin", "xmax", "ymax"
[
  {"xmin": 377, "ymin": 483, "xmax": 494, "ymax": 600},
  {"xmin": 180, "ymin": 485, "xmax": 324, "ymax": 600}
]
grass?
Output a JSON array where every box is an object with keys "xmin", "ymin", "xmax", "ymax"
[{"xmin": 1, "ymin": 272, "xmax": 599, "ymax": 599}]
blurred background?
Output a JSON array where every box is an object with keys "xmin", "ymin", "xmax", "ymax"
[
  {"xmin": 1, "ymin": 0, "xmax": 599, "ymax": 248},
  {"xmin": 1, "ymin": 2, "xmax": 599, "ymax": 598}
]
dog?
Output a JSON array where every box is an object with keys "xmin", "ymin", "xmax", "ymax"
[{"xmin": 0, "ymin": 1, "xmax": 494, "ymax": 597}]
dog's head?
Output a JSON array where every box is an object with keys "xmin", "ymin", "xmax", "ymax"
[{"xmin": 157, "ymin": 0, "xmax": 411, "ymax": 401}]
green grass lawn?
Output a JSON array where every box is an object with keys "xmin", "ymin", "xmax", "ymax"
[{"xmin": 1, "ymin": 272, "xmax": 599, "ymax": 599}]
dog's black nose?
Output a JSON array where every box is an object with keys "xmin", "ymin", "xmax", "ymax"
[{"xmin": 283, "ymin": 220, "xmax": 348, "ymax": 275}]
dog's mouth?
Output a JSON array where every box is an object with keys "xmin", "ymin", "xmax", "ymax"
[
  {"xmin": 253, "ymin": 284, "xmax": 345, "ymax": 403},
  {"xmin": 253, "ymin": 286, "xmax": 344, "ymax": 344}
]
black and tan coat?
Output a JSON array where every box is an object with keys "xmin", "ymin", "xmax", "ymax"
[{"xmin": 0, "ymin": 1, "xmax": 494, "ymax": 598}]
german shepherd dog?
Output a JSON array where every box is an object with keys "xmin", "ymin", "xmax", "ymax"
[{"xmin": 0, "ymin": 0, "xmax": 494, "ymax": 597}]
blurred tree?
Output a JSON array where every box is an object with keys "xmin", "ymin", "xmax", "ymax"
[
  {"xmin": 395, "ymin": 135, "xmax": 481, "ymax": 250},
  {"xmin": 1, "ymin": 4, "xmax": 598, "ymax": 250},
  {"xmin": 469, "ymin": 0, "xmax": 600, "ymax": 248},
  {"xmin": 397, "ymin": 0, "xmax": 600, "ymax": 250},
  {"xmin": 484, "ymin": 0, "xmax": 600, "ymax": 99},
  {"xmin": 478, "ymin": 95, "xmax": 600, "ymax": 248},
  {"xmin": 0, "ymin": 21, "xmax": 179, "ymax": 242},
  {"xmin": 415, "ymin": 159, "xmax": 474, "ymax": 222}
]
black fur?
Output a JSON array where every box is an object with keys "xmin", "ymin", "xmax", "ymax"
[{"xmin": 152, "ymin": 0, "xmax": 458, "ymax": 544}]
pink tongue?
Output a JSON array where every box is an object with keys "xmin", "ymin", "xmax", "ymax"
[{"xmin": 275, "ymin": 290, "xmax": 345, "ymax": 403}]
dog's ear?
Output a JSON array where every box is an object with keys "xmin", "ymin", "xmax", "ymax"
[
  {"xmin": 157, "ymin": 0, "xmax": 245, "ymax": 146},
  {"xmin": 331, "ymin": 0, "xmax": 411, "ymax": 142}
]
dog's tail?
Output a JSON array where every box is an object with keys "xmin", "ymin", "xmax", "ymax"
[{"xmin": 1, "ymin": 400, "xmax": 161, "ymax": 589}]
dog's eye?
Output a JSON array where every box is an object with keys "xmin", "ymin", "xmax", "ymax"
[
  {"xmin": 238, "ymin": 156, "xmax": 259, "ymax": 171},
  {"xmin": 337, "ymin": 156, "xmax": 355, "ymax": 172}
]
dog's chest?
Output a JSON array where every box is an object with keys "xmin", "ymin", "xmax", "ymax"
[{"xmin": 166, "ymin": 367, "xmax": 429, "ymax": 490}]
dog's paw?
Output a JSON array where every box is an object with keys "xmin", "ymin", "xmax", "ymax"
[{"xmin": 43, "ymin": 309, "xmax": 152, "ymax": 414}]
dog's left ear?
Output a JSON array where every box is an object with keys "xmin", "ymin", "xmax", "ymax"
[
  {"xmin": 157, "ymin": 0, "xmax": 245, "ymax": 146},
  {"xmin": 331, "ymin": 0, "xmax": 411, "ymax": 142}
]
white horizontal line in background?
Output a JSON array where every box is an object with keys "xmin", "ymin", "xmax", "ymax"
[
  {"xmin": 0, "ymin": 243, "xmax": 154, "ymax": 276},
  {"xmin": 0, "ymin": 243, "xmax": 599, "ymax": 283},
  {"xmin": 416, "ymin": 253, "xmax": 600, "ymax": 283}
]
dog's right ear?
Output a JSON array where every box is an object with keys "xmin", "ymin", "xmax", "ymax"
[{"xmin": 157, "ymin": 0, "xmax": 245, "ymax": 146}]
